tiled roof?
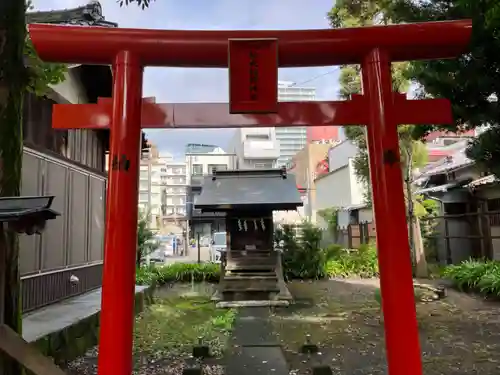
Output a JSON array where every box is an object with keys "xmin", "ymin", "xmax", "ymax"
[
  {"xmin": 467, "ymin": 175, "xmax": 498, "ymax": 188},
  {"xmin": 195, "ymin": 169, "xmax": 303, "ymax": 211},
  {"xmin": 26, "ymin": 1, "xmax": 117, "ymax": 28},
  {"xmin": 414, "ymin": 147, "xmax": 473, "ymax": 185}
]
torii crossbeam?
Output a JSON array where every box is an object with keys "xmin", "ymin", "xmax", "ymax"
[
  {"xmin": 28, "ymin": 19, "xmax": 472, "ymax": 375},
  {"xmin": 51, "ymin": 94, "xmax": 453, "ymax": 129}
]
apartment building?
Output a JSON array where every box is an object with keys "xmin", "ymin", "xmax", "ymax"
[
  {"xmin": 228, "ymin": 127, "xmax": 280, "ymax": 169},
  {"xmin": 138, "ymin": 145, "xmax": 172, "ymax": 230},
  {"xmin": 185, "ymin": 144, "xmax": 236, "ymax": 237},
  {"xmin": 276, "ymin": 81, "xmax": 316, "ymax": 167},
  {"xmin": 161, "ymin": 160, "xmax": 188, "ymax": 233}
]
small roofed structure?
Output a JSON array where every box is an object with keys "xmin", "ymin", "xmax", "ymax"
[
  {"xmin": 0, "ymin": 196, "xmax": 60, "ymax": 234},
  {"xmin": 195, "ymin": 168, "xmax": 302, "ymax": 307}
]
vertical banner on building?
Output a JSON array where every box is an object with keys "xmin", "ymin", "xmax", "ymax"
[{"xmin": 228, "ymin": 38, "xmax": 278, "ymax": 114}]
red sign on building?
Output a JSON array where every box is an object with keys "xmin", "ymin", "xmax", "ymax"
[
  {"xmin": 228, "ymin": 38, "xmax": 278, "ymax": 114},
  {"xmin": 306, "ymin": 126, "xmax": 339, "ymax": 143}
]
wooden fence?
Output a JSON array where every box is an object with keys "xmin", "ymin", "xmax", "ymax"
[
  {"xmin": 327, "ymin": 209, "xmax": 500, "ymax": 264},
  {"xmin": 318, "ymin": 222, "xmax": 376, "ymax": 249},
  {"xmin": 420, "ymin": 209, "xmax": 500, "ymax": 264}
]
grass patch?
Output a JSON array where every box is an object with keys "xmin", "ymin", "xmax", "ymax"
[
  {"xmin": 133, "ymin": 293, "xmax": 235, "ymax": 360},
  {"xmin": 136, "ymin": 263, "xmax": 221, "ymax": 287}
]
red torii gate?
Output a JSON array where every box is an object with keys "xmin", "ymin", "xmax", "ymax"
[{"xmin": 28, "ymin": 20, "xmax": 471, "ymax": 375}]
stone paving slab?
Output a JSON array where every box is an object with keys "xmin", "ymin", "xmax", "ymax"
[
  {"xmin": 230, "ymin": 307, "xmax": 279, "ymax": 347},
  {"xmin": 23, "ymin": 286, "xmax": 148, "ymax": 343},
  {"xmin": 226, "ymin": 307, "xmax": 289, "ymax": 375},
  {"xmin": 227, "ymin": 347, "xmax": 288, "ymax": 375}
]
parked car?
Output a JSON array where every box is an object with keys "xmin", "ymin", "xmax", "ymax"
[
  {"xmin": 200, "ymin": 235, "xmax": 211, "ymax": 247},
  {"xmin": 209, "ymin": 232, "xmax": 227, "ymax": 263},
  {"xmin": 147, "ymin": 249, "xmax": 166, "ymax": 264}
]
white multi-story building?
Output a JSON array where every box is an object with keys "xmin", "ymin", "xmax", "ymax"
[
  {"xmin": 276, "ymin": 81, "xmax": 316, "ymax": 167},
  {"xmin": 185, "ymin": 144, "xmax": 237, "ymax": 237},
  {"xmin": 185, "ymin": 144, "xmax": 236, "ymax": 184},
  {"xmin": 161, "ymin": 160, "xmax": 188, "ymax": 226},
  {"xmin": 138, "ymin": 146, "xmax": 173, "ymax": 230},
  {"xmin": 228, "ymin": 127, "xmax": 280, "ymax": 169}
]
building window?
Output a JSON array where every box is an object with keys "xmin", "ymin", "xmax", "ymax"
[
  {"xmin": 139, "ymin": 193, "xmax": 149, "ymax": 202},
  {"xmin": 192, "ymin": 164, "xmax": 203, "ymax": 175},
  {"xmin": 208, "ymin": 164, "xmax": 227, "ymax": 172},
  {"xmin": 246, "ymin": 134, "xmax": 269, "ymax": 140},
  {"xmin": 170, "ymin": 197, "xmax": 184, "ymax": 205},
  {"xmin": 254, "ymin": 162, "xmax": 273, "ymax": 169},
  {"xmin": 168, "ymin": 167, "xmax": 184, "ymax": 175}
]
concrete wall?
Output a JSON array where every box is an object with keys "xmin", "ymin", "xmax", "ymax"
[
  {"xmin": 315, "ymin": 141, "xmax": 365, "ymax": 227},
  {"xmin": 328, "ymin": 140, "xmax": 358, "ymax": 172},
  {"xmin": 316, "ymin": 166, "xmax": 352, "ymax": 210}
]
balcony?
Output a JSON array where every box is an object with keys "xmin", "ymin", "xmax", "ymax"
[
  {"xmin": 166, "ymin": 188, "xmax": 186, "ymax": 195},
  {"xmin": 164, "ymin": 177, "xmax": 187, "ymax": 186},
  {"xmin": 243, "ymin": 139, "xmax": 279, "ymax": 159},
  {"xmin": 165, "ymin": 169, "xmax": 187, "ymax": 176},
  {"xmin": 190, "ymin": 175, "xmax": 204, "ymax": 186}
]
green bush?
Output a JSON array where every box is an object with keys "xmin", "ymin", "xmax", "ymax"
[
  {"xmin": 324, "ymin": 244, "xmax": 343, "ymax": 261},
  {"xmin": 442, "ymin": 259, "xmax": 500, "ymax": 295},
  {"xmin": 324, "ymin": 242, "xmax": 379, "ymax": 278},
  {"xmin": 279, "ymin": 221, "xmax": 379, "ymax": 280},
  {"xmin": 282, "ymin": 222, "xmax": 326, "ymax": 280},
  {"xmin": 136, "ymin": 263, "xmax": 221, "ymax": 286}
]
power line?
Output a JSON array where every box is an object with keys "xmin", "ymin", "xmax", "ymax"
[{"xmin": 289, "ymin": 68, "xmax": 339, "ymax": 87}]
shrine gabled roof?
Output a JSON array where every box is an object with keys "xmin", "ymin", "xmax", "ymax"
[
  {"xmin": 195, "ymin": 169, "xmax": 303, "ymax": 212},
  {"xmin": 26, "ymin": 1, "xmax": 118, "ymax": 28}
]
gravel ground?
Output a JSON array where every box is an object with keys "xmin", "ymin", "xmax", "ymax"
[{"xmin": 272, "ymin": 279, "xmax": 500, "ymax": 375}]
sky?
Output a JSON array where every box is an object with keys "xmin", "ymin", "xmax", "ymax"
[{"xmin": 32, "ymin": 0, "xmax": 341, "ymax": 157}]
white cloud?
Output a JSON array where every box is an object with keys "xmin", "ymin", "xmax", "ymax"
[{"xmin": 31, "ymin": 0, "xmax": 340, "ymax": 153}]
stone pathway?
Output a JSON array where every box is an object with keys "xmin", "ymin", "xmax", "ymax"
[{"xmin": 226, "ymin": 307, "xmax": 289, "ymax": 375}]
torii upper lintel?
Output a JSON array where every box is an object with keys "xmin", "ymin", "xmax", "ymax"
[{"xmin": 28, "ymin": 20, "xmax": 471, "ymax": 67}]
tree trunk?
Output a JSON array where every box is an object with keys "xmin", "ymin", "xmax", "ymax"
[
  {"xmin": 0, "ymin": 0, "xmax": 26, "ymax": 374},
  {"xmin": 413, "ymin": 217, "xmax": 428, "ymax": 278}
]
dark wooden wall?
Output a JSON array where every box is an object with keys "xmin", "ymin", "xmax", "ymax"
[
  {"xmin": 23, "ymin": 92, "xmax": 106, "ymax": 173},
  {"xmin": 228, "ymin": 215, "xmax": 274, "ymax": 251}
]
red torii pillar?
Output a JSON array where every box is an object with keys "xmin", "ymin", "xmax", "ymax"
[{"xmin": 28, "ymin": 20, "xmax": 471, "ymax": 375}]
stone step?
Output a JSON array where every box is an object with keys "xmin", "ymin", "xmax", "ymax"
[
  {"xmin": 230, "ymin": 252, "xmax": 275, "ymax": 259},
  {"xmin": 226, "ymin": 264, "xmax": 276, "ymax": 271},
  {"xmin": 223, "ymin": 285, "xmax": 279, "ymax": 292},
  {"xmin": 223, "ymin": 279, "xmax": 279, "ymax": 290},
  {"xmin": 225, "ymin": 275, "xmax": 277, "ymax": 281},
  {"xmin": 225, "ymin": 274, "xmax": 277, "ymax": 280},
  {"xmin": 217, "ymin": 300, "xmax": 289, "ymax": 308},
  {"xmin": 221, "ymin": 290, "xmax": 277, "ymax": 302},
  {"xmin": 227, "ymin": 258, "xmax": 276, "ymax": 267},
  {"xmin": 227, "ymin": 270, "xmax": 277, "ymax": 276}
]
